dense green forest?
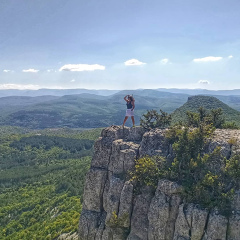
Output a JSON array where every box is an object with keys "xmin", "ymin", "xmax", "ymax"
[{"xmin": 0, "ymin": 126, "xmax": 102, "ymax": 240}]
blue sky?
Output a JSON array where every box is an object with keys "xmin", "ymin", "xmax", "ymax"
[{"xmin": 0, "ymin": 0, "xmax": 239, "ymax": 90}]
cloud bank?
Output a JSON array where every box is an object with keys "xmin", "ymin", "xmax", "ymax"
[
  {"xmin": 0, "ymin": 84, "xmax": 40, "ymax": 90},
  {"xmin": 198, "ymin": 80, "xmax": 210, "ymax": 84},
  {"xmin": 124, "ymin": 59, "xmax": 146, "ymax": 66},
  {"xmin": 193, "ymin": 56, "xmax": 223, "ymax": 62},
  {"xmin": 3, "ymin": 70, "xmax": 11, "ymax": 73},
  {"xmin": 59, "ymin": 64, "xmax": 105, "ymax": 72},
  {"xmin": 160, "ymin": 58, "xmax": 169, "ymax": 64},
  {"xmin": 22, "ymin": 69, "xmax": 39, "ymax": 73}
]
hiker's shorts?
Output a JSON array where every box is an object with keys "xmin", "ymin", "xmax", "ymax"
[{"xmin": 126, "ymin": 109, "xmax": 134, "ymax": 117}]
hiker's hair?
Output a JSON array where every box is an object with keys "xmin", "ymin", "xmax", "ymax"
[{"xmin": 129, "ymin": 96, "xmax": 134, "ymax": 101}]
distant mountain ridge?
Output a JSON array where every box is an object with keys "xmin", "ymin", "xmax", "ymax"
[
  {"xmin": 1, "ymin": 88, "xmax": 240, "ymax": 98},
  {"xmin": 0, "ymin": 89, "xmax": 120, "ymax": 98},
  {"xmin": 157, "ymin": 88, "xmax": 240, "ymax": 96}
]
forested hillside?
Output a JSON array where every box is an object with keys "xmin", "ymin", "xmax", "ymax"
[
  {"xmin": 0, "ymin": 126, "xmax": 102, "ymax": 240},
  {"xmin": 1, "ymin": 90, "xmax": 240, "ymax": 129},
  {"xmin": 0, "ymin": 90, "xmax": 189, "ymax": 129},
  {"xmin": 172, "ymin": 95, "xmax": 240, "ymax": 126}
]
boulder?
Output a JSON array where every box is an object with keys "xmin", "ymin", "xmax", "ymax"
[
  {"xmin": 108, "ymin": 139, "xmax": 139, "ymax": 176},
  {"xmin": 139, "ymin": 129, "xmax": 169, "ymax": 157}
]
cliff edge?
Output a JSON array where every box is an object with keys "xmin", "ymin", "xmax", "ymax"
[{"xmin": 79, "ymin": 126, "xmax": 240, "ymax": 240}]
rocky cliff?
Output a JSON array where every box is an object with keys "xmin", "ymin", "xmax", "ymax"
[{"xmin": 79, "ymin": 126, "xmax": 240, "ymax": 240}]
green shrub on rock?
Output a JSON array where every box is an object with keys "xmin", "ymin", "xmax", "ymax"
[
  {"xmin": 130, "ymin": 156, "xmax": 166, "ymax": 189},
  {"xmin": 131, "ymin": 119, "xmax": 240, "ymax": 216},
  {"xmin": 140, "ymin": 109, "xmax": 171, "ymax": 130}
]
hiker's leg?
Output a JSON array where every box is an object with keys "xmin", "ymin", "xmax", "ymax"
[
  {"xmin": 123, "ymin": 116, "xmax": 128, "ymax": 126},
  {"xmin": 131, "ymin": 116, "xmax": 135, "ymax": 126}
]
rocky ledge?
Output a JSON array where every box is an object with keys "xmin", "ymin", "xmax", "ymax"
[{"xmin": 79, "ymin": 126, "xmax": 240, "ymax": 240}]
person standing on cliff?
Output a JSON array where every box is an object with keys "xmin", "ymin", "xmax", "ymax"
[{"xmin": 122, "ymin": 95, "xmax": 135, "ymax": 127}]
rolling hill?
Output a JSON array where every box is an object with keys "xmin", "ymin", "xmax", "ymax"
[
  {"xmin": 171, "ymin": 95, "xmax": 240, "ymax": 126},
  {"xmin": 1, "ymin": 90, "xmax": 240, "ymax": 129},
  {"xmin": 0, "ymin": 91, "xmax": 189, "ymax": 129}
]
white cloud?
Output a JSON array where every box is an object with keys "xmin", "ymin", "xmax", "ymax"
[
  {"xmin": 47, "ymin": 69, "xmax": 54, "ymax": 72},
  {"xmin": 70, "ymin": 79, "xmax": 76, "ymax": 82},
  {"xmin": 22, "ymin": 68, "xmax": 39, "ymax": 73},
  {"xmin": 59, "ymin": 64, "xmax": 105, "ymax": 72},
  {"xmin": 3, "ymin": 70, "xmax": 11, "ymax": 73},
  {"xmin": 124, "ymin": 59, "xmax": 146, "ymax": 66},
  {"xmin": 160, "ymin": 58, "xmax": 169, "ymax": 64},
  {"xmin": 0, "ymin": 84, "xmax": 40, "ymax": 90},
  {"xmin": 193, "ymin": 56, "xmax": 223, "ymax": 62},
  {"xmin": 228, "ymin": 55, "xmax": 233, "ymax": 59},
  {"xmin": 198, "ymin": 80, "xmax": 210, "ymax": 85}
]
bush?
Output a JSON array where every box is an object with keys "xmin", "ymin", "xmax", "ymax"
[
  {"xmin": 130, "ymin": 156, "xmax": 167, "ymax": 189},
  {"xmin": 140, "ymin": 109, "xmax": 171, "ymax": 130},
  {"xmin": 186, "ymin": 107, "xmax": 225, "ymax": 128},
  {"xmin": 107, "ymin": 211, "xmax": 129, "ymax": 228},
  {"xmin": 225, "ymin": 154, "xmax": 240, "ymax": 185},
  {"xmin": 222, "ymin": 121, "xmax": 239, "ymax": 129}
]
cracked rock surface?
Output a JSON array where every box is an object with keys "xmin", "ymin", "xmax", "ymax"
[{"xmin": 79, "ymin": 126, "xmax": 240, "ymax": 240}]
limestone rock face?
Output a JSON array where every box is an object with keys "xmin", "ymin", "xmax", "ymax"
[
  {"xmin": 79, "ymin": 126, "xmax": 240, "ymax": 240},
  {"xmin": 173, "ymin": 204, "xmax": 208, "ymax": 240},
  {"xmin": 148, "ymin": 180, "xmax": 181, "ymax": 240},
  {"xmin": 118, "ymin": 181, "xmax": 134, "ymax": 228},
  {"xmin": 79, "ymin": 210, "xmax": 106, "ymax": 240},
  {"xmin": 202, "ymin": 211, "xmax": 228, "ymax": 240},
  {"xmin": 228, "ymin": 213, "xmax": 240, "ymax": 240},
  {"xmin": 139, "ymin": 129, "xmax": 169, "ymax": 157},
  {"xmin": 82, "ymin": 168, "xmax": 107, "ymax": 212},
  {"xmin": 108, "ymin": 139, "xmax": 139, "ymax": 176},
  {"xmin": 105, "ymin": 176, "xmax": 125, "ymax": 223},
  {"xmin": 127, "ymin": 187, "xmax": 153, "ymax": 240}
]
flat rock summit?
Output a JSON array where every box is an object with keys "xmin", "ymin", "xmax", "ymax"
[{"xmin": 79, "ymin": 126, "xmax": 240, "ymax": 240}]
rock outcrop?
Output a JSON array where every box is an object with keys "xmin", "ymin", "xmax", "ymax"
[{"xmin": 79, "ymin": 126, "xmax": 240, "ymax": 240}]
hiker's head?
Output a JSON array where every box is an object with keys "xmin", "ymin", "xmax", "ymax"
[{"xmin": 128, "ymin": 95, "xmax": 133, "ymax": 101}]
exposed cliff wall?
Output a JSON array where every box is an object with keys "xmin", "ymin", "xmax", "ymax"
[{"xmin": 79, "ymin": 126, "xmax": 240, "ymax": 240}]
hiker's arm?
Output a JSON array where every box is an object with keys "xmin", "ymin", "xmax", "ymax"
[{"xmin": 124, "ymin": 95, "xmax": 129, "ymax": 102}]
